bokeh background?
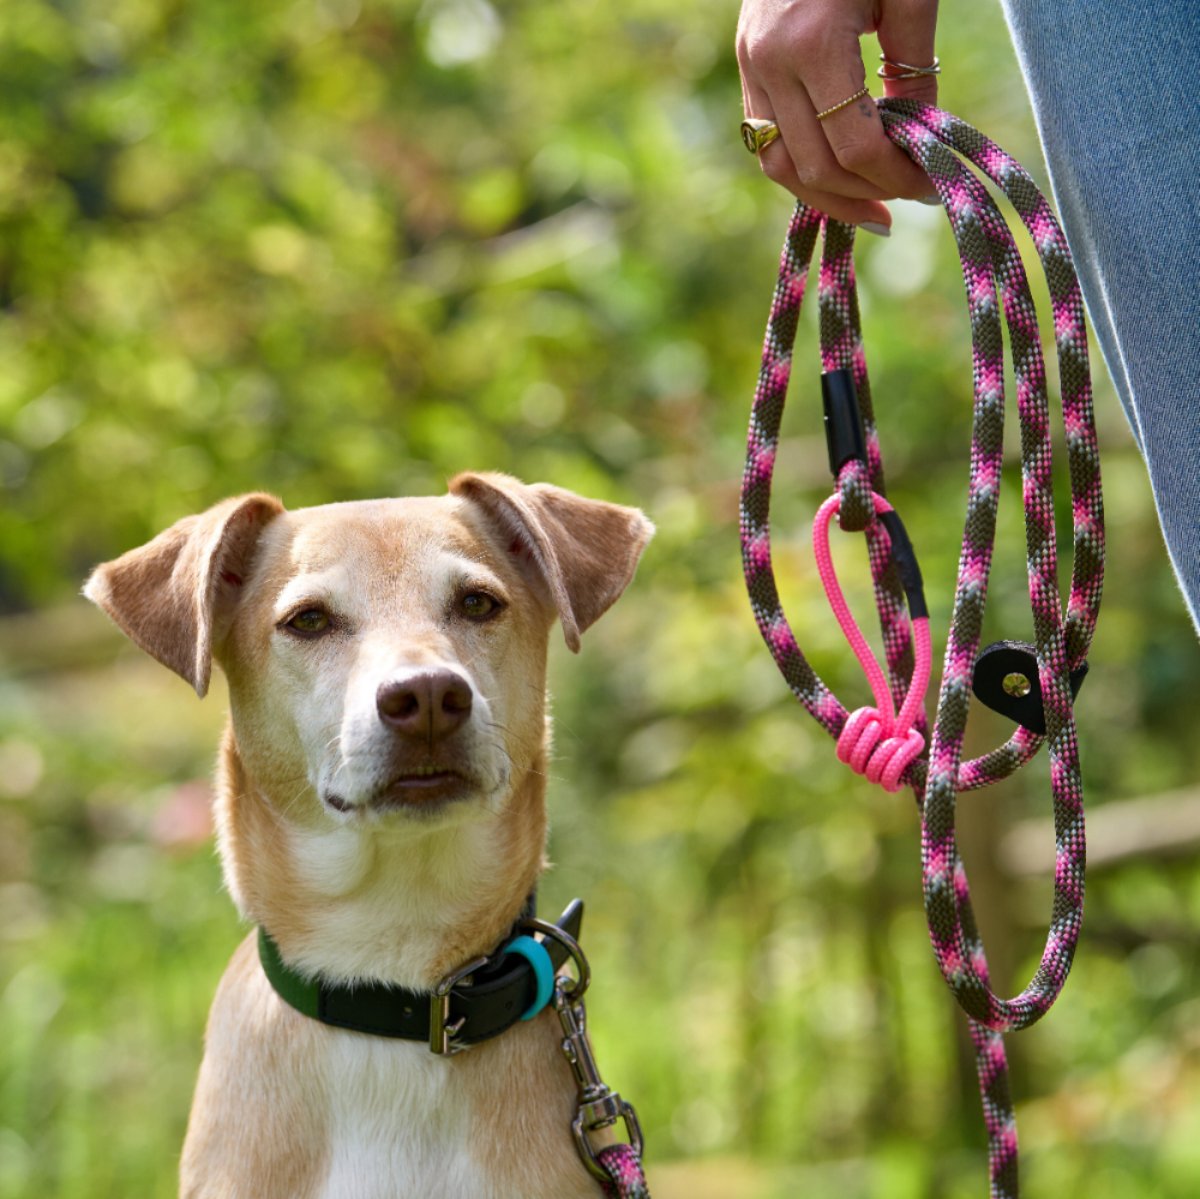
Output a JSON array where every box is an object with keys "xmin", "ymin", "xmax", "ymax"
[{"xmin": 3, "ymin": 0, "xmax": 1199, "ymax": 1196}]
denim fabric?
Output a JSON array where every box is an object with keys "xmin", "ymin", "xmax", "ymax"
[{"xmin": 1000, "ymin": 0, "xmax": 1200, "ymax": 627}]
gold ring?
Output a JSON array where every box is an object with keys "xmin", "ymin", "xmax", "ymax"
[
  {"xmin": 814, "ymin": 87, "xmax": 870, "ymax": 122},
  {"xmin": 877, "ymin": 54, "xmax": 941, "ymax": 80},
  {"xmin": 741, "ymin": 118, "xmax": 781, "ymax": 154}
]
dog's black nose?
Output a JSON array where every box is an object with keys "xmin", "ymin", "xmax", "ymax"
[{"xmin": 376, "ymin": 672, "xmax": 473, "ymax": 741}]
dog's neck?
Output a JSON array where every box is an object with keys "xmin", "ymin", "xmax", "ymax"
[{"xmin": 214, "ymin": 726, "xmax": 548, "ymax": 992}]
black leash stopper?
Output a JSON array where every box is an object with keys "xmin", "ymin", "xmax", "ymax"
[
  {"xmin": 971, "ymin": 640, "xmax": 1089, "ymax": 735},
  {"xmin": 877, "ymin": 509, "xmax": 928, "ymax": 621},
  {"xmin": 822, "ymin": 369, "xmax": 927, "ymax": 622},
  {"xmin": 822, "ymin": 368, "xmax": 867, "ymax": 475}
]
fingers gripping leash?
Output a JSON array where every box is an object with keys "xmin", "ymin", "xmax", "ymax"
[{"xmin": 740, "ymin": 100, "xmax": 1104, "ymax": 1198}]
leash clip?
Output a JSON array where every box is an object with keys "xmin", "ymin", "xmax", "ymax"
[{"xmin": 553, "ymin": 975, "xmax": 645, "ymax": 1182}]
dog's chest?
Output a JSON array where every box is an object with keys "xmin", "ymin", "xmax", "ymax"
[{"xmin": 317, "ymin": 1036, "xmax": 491, "ymax": 1199}]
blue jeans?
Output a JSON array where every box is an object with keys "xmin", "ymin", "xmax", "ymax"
[{"xmin": 1001, "ymin": 0, "xmax": 1200, "ymax": 628}]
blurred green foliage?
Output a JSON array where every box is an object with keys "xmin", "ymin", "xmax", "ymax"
[{"xmin": 3, "ymin": 0, "xmax": 1200, "ymax": 1197}]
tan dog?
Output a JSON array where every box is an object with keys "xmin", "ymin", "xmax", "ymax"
[{"xmin": 85, "ymin": 473, "xmax": 653, "ymax": 1199}]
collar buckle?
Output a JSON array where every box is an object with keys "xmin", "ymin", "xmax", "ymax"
[{"xmin": 429, "ymin": 954, "xmax": 490, "ymax": 1055}]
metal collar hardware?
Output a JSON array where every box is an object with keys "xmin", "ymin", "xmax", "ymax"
[
  {"xmin": 524, "ymin": 920, "xmax": 646, "ymax": 1183},
  {"xmin": 429, "ymin": 955, "xmax": 490, "ymax": 1056}
]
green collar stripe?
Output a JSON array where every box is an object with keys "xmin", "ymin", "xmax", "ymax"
[{"xmin": 258, "ymin": 927, "xmax": 320, "ymax": 1019}]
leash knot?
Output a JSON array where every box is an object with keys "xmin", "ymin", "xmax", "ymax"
[
  {"xmin": 813, "ymin": 490, "xmax": 932, "ymax": 794},
  {"xmin": 837, "ymin": 707, "xmax": 925, "ymax": 793}
]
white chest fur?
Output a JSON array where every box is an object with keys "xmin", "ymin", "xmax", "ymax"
[
  {"xmin": 316, "ymin": 1036, "xmax": 490, "ymax": 1199},
  {"xmin": 309, "ymin": 1022, "xmax": 599, "ymax": 1199}
]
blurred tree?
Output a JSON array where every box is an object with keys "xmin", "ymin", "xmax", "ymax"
[{"xmin": 2, "ymin": 1, "xmax": 1199, "ymax": 1197}]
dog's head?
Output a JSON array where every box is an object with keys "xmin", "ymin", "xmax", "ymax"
[{"xmin": 85, "ymin": 473, "xmax": 652, "ymax": 830}]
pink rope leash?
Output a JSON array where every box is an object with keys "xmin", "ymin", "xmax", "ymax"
[{"xmin": 740, "ymin": 100, "xmax": 1104, "ymax": 1199}]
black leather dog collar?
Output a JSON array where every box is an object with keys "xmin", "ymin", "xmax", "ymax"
[{"xmin": 258, "ymin": 898, "xmax": 583, "ymax": 1051}]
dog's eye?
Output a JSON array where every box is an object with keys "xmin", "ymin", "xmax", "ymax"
[
  {"xmin": 459, "ymin": 592, "xmax": 502, "ymax": 621},
  {"xmin": 285, "ymin": 609, "xmax": 331, "ymax": 637}
]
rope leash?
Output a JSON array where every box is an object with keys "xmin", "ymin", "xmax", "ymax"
[
  {"xmin": 597, "ymin": 1144, "xmax": 653, "ymax": 1199},
  {"xmin": 740, "ymin": 99, "xmax": 1104, "ymax": 1196}
]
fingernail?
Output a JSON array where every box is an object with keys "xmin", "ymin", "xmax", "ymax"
[
  {"xmin": 858, "ymin": 221, "xmax": 891, "ymax": 238},
  {"xmin": 917, "ymin": 194, "xmax": 941, "ymax": 206}
]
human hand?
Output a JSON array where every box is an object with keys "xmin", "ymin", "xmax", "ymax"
[{"xmin": 736, "ymin": 0, "xmax": 940, "ymax": 232}]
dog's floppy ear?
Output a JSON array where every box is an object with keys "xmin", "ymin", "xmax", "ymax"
[
  {"xmin": 450, "ymin": 472, "xmax": 653, "ymax": 652},
  {"xmin": 84, "ymin": 493, "xmax": 284, "ymax": 697}
]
